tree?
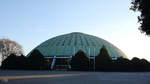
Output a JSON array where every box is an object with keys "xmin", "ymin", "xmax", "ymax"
[
  {"xmin": 114, "ymin": 57, "xmax": 131, "ymax": 71},
  {"xmin": 140, "ymin": 59, "xmax": 149, "ymax": 64},
  {"xmin": 95, "ymin": 45, "xmax": 112, "ymax": 71},
  {"xmin": 70, "ymin": 50, "xmax": 89, "ymax": 71},
  {"xmin": 28, "ymin": 49, "xmax": 44, "ymax": 70},
  {"xmin": 1, "ymin": 54, "xmax": 17, "ymax": 69},
  {"xmin": 131, "ymin": 0, "xmax": 150, "ymax": 35},
  {"xmin": 131, "ymin": 57, "xmax": 142, "ymax": 71},
  {"xmin": 15, "ymin": 55, "xmax": 28, "ymax": 70},
  {"xmin": 1, "ymin": 54, "xmax": 28, "ymax": 70},
  {"xmin": 131, "ymin": 57, "xmax": 150, "ymax": 71},
  {"xmin": 0, "ymin": 39, "xmax": 23, "ymax": 62},
  {"xmin": 131, "ymin": 57, "xmax": 141, "ymax": 64},
  {"xmin": 139, "ymin": 59, "xmax": 150, "ymax": 71}
]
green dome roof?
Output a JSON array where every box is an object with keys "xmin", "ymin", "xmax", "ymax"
[{"xmin": 30, "ymin": 32, "xmax": 126, "ymax": 58}]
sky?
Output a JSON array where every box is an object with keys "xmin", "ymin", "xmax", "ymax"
[{"xmin": 0, "ymin": 0, "xmax": 150, "ymax": 60}]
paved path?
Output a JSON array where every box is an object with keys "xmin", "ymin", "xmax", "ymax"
[
  {"xmin": 0, "ymin": 74, "xmax": 80, "ymax": 80},
  {"xmin": 0, "ymin": 70, "xmax": 150, "ymax": 84}
]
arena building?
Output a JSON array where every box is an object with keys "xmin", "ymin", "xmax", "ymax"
[{"xmin": 28, "ymin": 32, "xmax": 126, "ymax": 70}]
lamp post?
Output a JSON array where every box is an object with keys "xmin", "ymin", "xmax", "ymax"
[
  {"xmin": 94, "ymin": 48, "xmax": 95, "ymax": 72},
  {"xmin": 89, "ymin": 47, "xmax": 90, "ymax": 70}
]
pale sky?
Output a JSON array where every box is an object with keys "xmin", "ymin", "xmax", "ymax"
[{"xmin": 0, "ymin": 0, "xmax": 150, "ymax": 60}]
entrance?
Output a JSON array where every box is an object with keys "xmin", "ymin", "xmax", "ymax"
[{"xmin": 54, "ymin": 58, "xmax": 70, "ymax": 70}]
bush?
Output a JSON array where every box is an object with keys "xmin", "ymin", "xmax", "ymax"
[
  {"xmin": 95, "ymin": 45, "xmax": 112, "ymax": 71},
  {"xmin": 70, "ymin": 50, "xmax": 89, "ymax": 71},
  {"xmin": 1, "ymin": 54, "xmax": 28, "ymax": 70},
  {"xmin": 28, "ymin": 49, "xmax": 44, "ymax": 70}
]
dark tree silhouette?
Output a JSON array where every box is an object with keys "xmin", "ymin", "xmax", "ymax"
[
  {"xmin": 140, "ymin": 59, "xmax": 149, "ymax": 64},
  {"xmin": 70, "ymin": 50, "xmax": 89, "ymax": 71},
  {"xmin": 1, "ymin": 54, "xmax": 17, "ymax": 69},
  {"xmin": 131, "ymin": 57, "xmax": 143, "ymax": 71},
  {"xmin": 115, "ymin": 57, "xmax": 131, "ymax": 71},
  {"xmin": 139, "ymin": 59, "xmax": 150, "ymax": 71},
  {"xmin": 95, "ymin": 45, "xmax": 112, "ymax": 71},
  {"xmin": 28, "ymin": 49, "xmax": 44, "ymax": 70},
  {"xmin": 131, "ymin": 0, "xmax": 150, "ymax": 35},
  {"xmin": 1, "ymin": 54, "xmax": 27, "ymax": 70},
  {"xmin": 131, "ymin": 57, "xmax": 150, "ymax": 71},
  {"xmin": 131, "ymin": 57, "xmax": 141, "ymax": 64}
]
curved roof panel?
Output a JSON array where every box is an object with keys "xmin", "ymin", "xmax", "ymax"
[{"xmin": 29, "ymin": 32, "xmax": 126, "ymax": 58}]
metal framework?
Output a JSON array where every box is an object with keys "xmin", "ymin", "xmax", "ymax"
[
  {"xmin": 45, "ymin": 55, "xmax": 117, "ymax": 71},
  {"xmin": 28, "ymin": 32, "xmax": 126, "ymax": 70}
]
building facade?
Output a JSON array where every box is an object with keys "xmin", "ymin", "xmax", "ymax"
[{"xmin": 28, "ymin": 32, "xmax": 126, "ymax": 70}]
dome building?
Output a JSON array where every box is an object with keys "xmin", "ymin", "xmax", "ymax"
[{"xmin": 28, "ymin": 32, "xmax": 126, "ymax": 70}]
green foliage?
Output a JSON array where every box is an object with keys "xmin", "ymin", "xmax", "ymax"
[
  {"xmin": 95, "ymin": 45, "xmax": 112, "ymax": 71},
  {"xmin": 70, "ymin": 50, "xmax": 89, "ymax": 71},
  {"xmin": 131, "ymin": 0, "xmax": 150, "ymax": 35},
  {"xmin": 28, "ymin": 49, "xmax": 44, "ymax": 70}
]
